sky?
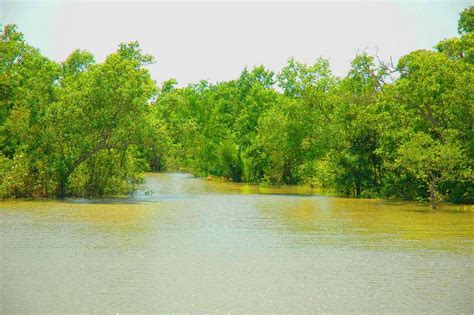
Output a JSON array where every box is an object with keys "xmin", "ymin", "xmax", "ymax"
[{"xmin": 0, "ymin": 0, "xmax": 470, "ymax": 86}]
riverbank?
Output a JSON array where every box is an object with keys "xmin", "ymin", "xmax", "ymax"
[
  {"xmin": 180, "ymin": 172, "xmax": 474, "ymax": 212},
  {"xmin": 1, "ymin": 172, "xmax": 472, "ymax": 212}
]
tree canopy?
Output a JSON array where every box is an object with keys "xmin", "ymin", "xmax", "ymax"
[{"xmin": 1, "ymin": 7, "xmax": 472, "ymax": 208}]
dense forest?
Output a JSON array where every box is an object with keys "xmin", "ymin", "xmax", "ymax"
[{"xmin": 0, "ymin": 7, "xmax": 473, "ymax": 207}]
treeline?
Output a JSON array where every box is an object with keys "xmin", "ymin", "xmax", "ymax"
[
  {"xmin": 1, "ymin": 7, "xmax": 473, "ymax": 206},
  {"xmin": 1, "ymin": 27, "xmax": 156, "ymax": 197}
]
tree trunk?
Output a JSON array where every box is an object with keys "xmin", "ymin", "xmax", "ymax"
[
  {"xmin": 55, "ymin": 142, "xmax": 115, "ymax": 198},
  {"xmin": 57, "ymin": 173, "xmax": 68, "ymax": 198},
  {"xmin": 429, "ymin": 173, "xmax": 438, "ymax": 209}
]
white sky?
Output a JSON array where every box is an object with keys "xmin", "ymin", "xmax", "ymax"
[{"xmin": 0, "ymin": 0, "xmax": 470, "ymax": 86}]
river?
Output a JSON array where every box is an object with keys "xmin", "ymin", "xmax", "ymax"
[{"xmin": 1, "ymin": 173, "xmax": 473, "ymax": 312}]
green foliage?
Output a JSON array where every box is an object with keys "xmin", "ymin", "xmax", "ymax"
[
  {"xmin": 277, "ymin": 57, "xmax": 333, "ymax": 97},
  {"xmin": 458, "ymin": 6, "xmax": 474, "ymax": 34},
  {"xmin": 377, "ymin": 48, "xmax": 473, "ymax": 207},
  {"xmin": 1, "ymin": 6, "xmax": 472, "ymax": 205},
  {"xmin": 218, "ymin": 140, "xmax": 242, "ymax": 181},
  {"xmin": 436, "ymin": 7, "xmax": 474, "ymax": 64},
  {"xmin": 1, "ymin": 25, "xmax": 156, "ymax": 198},
  {"xmin": 396, "ymin": 133, "xmax": 467, "ymax": 205},
  {"xmin": 147, "ymin": 8, "xmax": 472, "ymax": 205}
]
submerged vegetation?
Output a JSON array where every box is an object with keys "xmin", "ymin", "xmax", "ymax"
[{"xmin": 0, "ymin": 7, "xmax": 473, "ymax": 207}]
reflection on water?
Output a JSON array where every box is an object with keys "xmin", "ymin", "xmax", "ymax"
[
  {"xmin": 257, "ymin": 196, "xmax": 474, "ymax": 252},
  {"xmin": 1, "ymin": 173, "xmax": 473, "ymax": 313}
]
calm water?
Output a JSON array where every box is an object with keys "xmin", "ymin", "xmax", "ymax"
[{"xmin": 1, "ymin": 173, "xmax": 473, "ymax": 313}]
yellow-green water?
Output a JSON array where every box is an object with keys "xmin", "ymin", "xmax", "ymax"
[{"xmin": 1, "ymin": 173, "xmax": 473, "ymax": 312}]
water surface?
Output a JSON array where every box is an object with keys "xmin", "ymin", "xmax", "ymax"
[{"xmin": 1, "ymin": 173, "xmax": 473, "ymax": 312}]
